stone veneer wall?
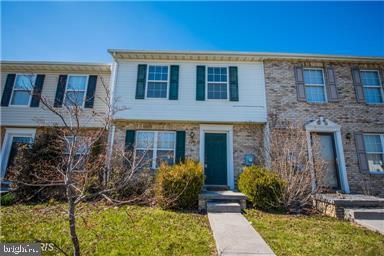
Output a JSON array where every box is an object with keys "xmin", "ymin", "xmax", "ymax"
[
  {"xmin": 264, "ymin": 60, "xmax": 384, "ymax": 196},
  {"xmin": 112, "ymin": 121, "xmax": 264, "ymax": 186}
]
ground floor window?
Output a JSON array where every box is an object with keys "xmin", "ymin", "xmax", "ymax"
[
  {"xmin": 135, "ymin": 131, "xmax": 176, "ymax": 169},
  {"xmin": 363, "ymin": 134, "xmax": 384, "ymax": 173},
  {"xmin": 64, "ymin": 136, "xmax": 89, "ymax": 171}
]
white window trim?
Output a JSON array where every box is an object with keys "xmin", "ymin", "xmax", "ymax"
[
  {"xmin": 363, "ymin": 133, "xmax": 384, "ymax": 174},
  {"xmin": 206, "ymin": 66, "xmax": 230, "ymax": 101},
  {"xmin": 9, "ymin": 74, "xmax": 36, "ymax": 107},
  {"xmin": 360, "ymin": 70, "xmax": 384, "ymax": 104},
  {"xmin": 135, "ymin": 130, "xmax": 176, "ymax": 169},
  {"xmin": 63, "ymin": 74, "xmax": 89, "ymax": 108},
  {"xmin": 304, "ymin": 68, "xmax": 327, "ymax": 103},
  {"xmin": 0, "ymin": 128, "xmax": 36, "ymax": 179},
  {"xmin": 145, "ymin": 65, "xmax": 170, "ymax": 99}
]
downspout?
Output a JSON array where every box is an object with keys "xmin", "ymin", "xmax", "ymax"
[{"xmin": 105, "ymin": 57, "xmax": 119, "ymax": 184}]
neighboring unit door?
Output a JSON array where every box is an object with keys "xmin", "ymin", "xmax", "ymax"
[
  {"xmin": 204, "ymin": 133, "xmax": 227, "ymax": 185},
  {"xmin": 317, "ymin": 133, "xmax": 340, "ymax": 190}
]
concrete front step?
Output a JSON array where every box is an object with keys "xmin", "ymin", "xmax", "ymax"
[
  {"xmin": 207, "ymin": 202, "xmax": 241, "ymax": 213},
  {"xmin": 203, "ymin": 185, "xmax": 230, "ymax": 191},
  {"xmin": 199, "ymin": 190, "xmax": 247, "ymax": 212},
  {"xmin": 345, "ymin": 208, "xmax": 384, "ymax": 220}
]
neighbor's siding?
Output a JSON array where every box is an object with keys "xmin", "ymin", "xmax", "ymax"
[
  {"xmin": 112, "ymin": 60, "xmax": 267, "ymax": 123},
  {"xmin": 0, "ymin": 72, "xmax": 110, "ymax": 128}
]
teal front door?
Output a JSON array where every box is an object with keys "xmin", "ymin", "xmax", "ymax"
[{"xmin": 204, "ymin": 133, "xmax": 227, "ymax": 185}]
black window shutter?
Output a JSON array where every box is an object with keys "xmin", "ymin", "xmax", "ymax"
[
  {"xmin": 125, "ymin": 130, "xmax": 136, "ymax": 152},
  {"xmin": 229, "ymin": 66, "xmax": 239, "ymax": 101},
  {"xmin": 294, "ymin": 65, "xmax": 306, "ymax": 102},
  {"xmin": 169, "ymin": 65, "xmax": 179, "ymax": 100},
  {"xmin": 84, "ymin": 75, "xmax": 97, "ymax": 108},
  {"xmin": 175, "ymin": 131, "xmax": 186, "ymax": 163},
  {"xmin": 1, "ymin": 74, "xmax": 16, "ymax": 107},
  {"xmin": 351, "ymin": 67, "xmax": 365, "ymax": 103},
  {"xmin": 54, "ymin": 75, "xmax": 68, "ymax": 108},
  {"xmin": 196, "ymin": 66, "xmax": 206, "ymax": 101},
  {"xmin": 325, "ymin": 65, "xmax": 339, "ymax": 102},
  {"xmin": 136, "ymin": 64, "xmax": 147, "ymax": 99},
  {"xmin": 30, "ymin": 74, "xmax": 45, "ymax": 107},
  {"xmin": 354, "ymin": 132, "xmax": 369, "ymax": 173}
]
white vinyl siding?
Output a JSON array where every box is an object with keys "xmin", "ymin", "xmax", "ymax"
[
  {"xmin": 360, "ymin": 70, "xmax": 383, "ymax": 104},
  {"xmin": 364, "ymin": 134, "xmax": 384, "ymax": 174},
  {"xmin": 1, "ymin": 72, "xmax": 110, "ymax": 127},
  {"xmin": 10, "ymin": 74, "xmax": 36, "ymax": 106},
  {"xmin": 303, "ymin": 68, "xmax": 326, "ymax": 103},
  {"xmin": 135, "ymin": 131, "xmax": 176, "ymax": 169},
  {"xmin": 112, "ymin": 61, "xmax": 267, "ymax": 123}
]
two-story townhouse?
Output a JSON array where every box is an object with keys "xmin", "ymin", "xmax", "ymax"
[
  {"xmin": 0, "ymin": 61, "xmax": 110, "ymax": 184},
  {"xmin": 107, "ymin": 50, "xmax": 268, "ymax": 190},
  {"xmin": 263, "ymin": 54, "xmax": 384, "ymax": 196}
]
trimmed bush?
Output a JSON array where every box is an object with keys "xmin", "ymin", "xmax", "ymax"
[
  {"xmin": 155, "ymin": 159, "xmax": 204, "ymax": 209},
  {"xmin": 0, "ymin": 192, "xmax": 16, "ymax": 206},
  {"xmin": 238, "ymin": 166, "xmax": 285, "ymax": 212}
]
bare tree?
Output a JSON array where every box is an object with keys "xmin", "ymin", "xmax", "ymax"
[
  {"xmin": 266, "ymin": 113, "xmax": 327, "ymax": 213},
  {"xmin": 4, "ymin": 74, "xmax": 152, "ymax": 256}
]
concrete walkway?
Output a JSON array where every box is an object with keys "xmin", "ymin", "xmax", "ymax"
[
  {"xmin": 354, "ymin": 219, "xmax": 384, "ymax": 235},
  {"xmin": 208, "ymin": 212, "xmax": 275, "ymax": 256}
]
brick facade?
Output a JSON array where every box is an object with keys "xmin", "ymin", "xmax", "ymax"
[
  {"xmin": 264, "ymin": 60, "xmax": 384, "ymax": 196},
  {"xmin": 112, "ymin": 121, "xmax": 264, "ymax": 187}
]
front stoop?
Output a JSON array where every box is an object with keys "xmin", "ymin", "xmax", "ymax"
[
  {"xmin": 344, "ymin": 208, "xmax": 384, "ymax": 235},
  {"xmin": 207, "ymin": 202, "xmax": 241, "ymax": 213},
  {"xmin": 199, "ymin": 190, "xmax": 247, "ymax": 213}
]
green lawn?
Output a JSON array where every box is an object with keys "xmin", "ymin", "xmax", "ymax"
[
  {"xmin": 245, "ymin": 209, "xmax": 384, "ymax": 256},
  {"xmin": 0, "ymin": 203, "xmax": 216, "ymax": 256}
]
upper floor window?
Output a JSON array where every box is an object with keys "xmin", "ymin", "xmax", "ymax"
[
  {"xmin": 10, "ymin": 74, "xmax": 36, "ymax": 106},
  {"xmin": 64, "ymin": 75, "xmax": 88, "ymax": 107},
  {"xmin": 146, "ymin": 65, "xmax": 169, "ymax": 98},
  {"xmin": 360, "ymin": 71, "xmax": 383, "ymax": 104},
  {"xmin": 207, "ymin": 67, "xmax": 228, "ymax": 100},
  {"xmin": 135, "ymin": 131, "xmax": 176, "ymax": 169},
  {"xmin": 364, "ymin": 134, "xmax": 384, "ymax": 173},
  {"xmin": 303, "ymin": 69, "xmax": 326, "ymax": 103}
]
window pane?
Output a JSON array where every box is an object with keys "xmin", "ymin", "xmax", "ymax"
[
  {"xmin": 14, "ymin": 75, "xmax": 35, "ymax": 90},
  {"xmin": 364, "ymin": 87, "xmax": 383, "ymax": 104},
  {"xmin": 361, "ymin": 71, "xmax": 380, "ymax": 86},
  {"xmin": 10, "ymin": 91, "xmax": 30, "ymax": 105},
  {"xmin": 367, "ymin": 153, "xmax": 384, "ymax": 173},
  {"xmin": 67, "ymin": 76, "xmax": 87, "ymax": 90},
  {"xmin": 148, "ymin": 65, "xmax": 168, "ymax": 81},
  {"xmin": 305, "ymin": 86, "xmax": 326, "ymax": 103},
  {"xmin": 304, "ymin": 69, "xmax": 324, "ymax": 84},
  {"xmin": 64, "ymin": 91, "xmax": 85, "ymax": 106},
  {"xmin": 147, "ymin": 82, "xmax": 167, "ymax": 98},
  {"xmin": 136, "ymin": 132, "xmax": 155, "ymax": 149},
  {"xmin": 364, "ymin": 135, "xmax": 383, "ymax": 153},
  {"xmin": 207, "ymin": 67, "xmax": 227, "ymax": 82},
  {"xmin": 208, "ymin": 83, "xmax": 228, "ymax": 99},
  {"xmin": 135, "ymin": 149, "xmax": 153, "ymax": 169},
  {"xmin": 156, "ymin": 150, "xmax": 175, "ymax": 167},
  {"xmin": 158, "ymin": 132, "xmax": 176, "ymax": 149}
]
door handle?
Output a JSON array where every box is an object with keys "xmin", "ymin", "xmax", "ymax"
[{"xmin": 204, "ymin": 164, "xmax": 208, "ymax": 168}]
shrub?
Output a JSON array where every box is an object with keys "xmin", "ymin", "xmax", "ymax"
[
  {"xmin": 0, "ymin": 192, "xmax": 16, "ymax": 206},
  {"xmin": 238, "ymin": 166, "xmax": 285, "ymax": 212},
  {"xmin": 155, "ymin": 159, "xmax": 204, "ymax": 209}
]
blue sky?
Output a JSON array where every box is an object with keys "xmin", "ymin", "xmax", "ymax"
[{"xmin": 1, "ymin": 2, "xmax": 383, "ymax": 62}]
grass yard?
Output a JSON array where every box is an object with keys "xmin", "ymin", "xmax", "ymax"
[
  {"xmin": 0, "ymin": 203, "xmax": 216, "ymax": 256},
  {"xmin": 245, "ymin": 209, "xmax": 384, "ymax": 256}
]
